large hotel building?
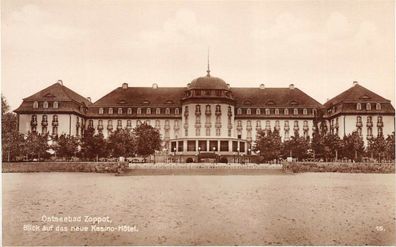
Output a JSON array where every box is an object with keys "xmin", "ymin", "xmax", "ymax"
[{"xmin": 15, "ymin": 67, "xmax": 395, "ymax": 159}]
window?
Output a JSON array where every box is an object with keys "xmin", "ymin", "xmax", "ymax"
[
  {"xmin": 146, "ymin": 108, "xmax": 151, "ymax": 114},
  {"xmin": 155, "ymin": 120, "xmax": 160, "ymax": 129},
  {"xmin": 118, "ymin": 108, "xmax": 123, "ymax": 114},
  {"xmin": 220, "ymin": 141, "xmax": 229, "ymax": 151},
  {"xmin": 137, "ymin": 108, "xmax": 141, "ymax": 114},
  {"xmin": 215, "ymin": 105, "xmax": 221, "ymax": 114},
  {"xmin": 303, "ymin": 108, "xmax": 307, "ymax": 115},
  {"xmin": 216, "ymin": 128, "xmax": 221, "ymax": 136},
  {"xmin": 99, "ymin": 108, "xmax": 104, "ymax": 114},
  {"xmin": 196, "ymin": 128, "xmax": 201, "ymax": 136},
  {"xmin": 53, "ymin": 115, "xmax": 58, "ymax": 122},
  {"xmin": 108, "ymin": 120, "xmax": 113, "ymax": 127},
  {"xmin": 256, "ymin": 120, "xmax": 261, "ymax": 128},
  {"xmin": 195, "ymin": 105, "xmax": 201, "ymax": 114},
  {"xmin": 187, "ymin": 141, "xmax": 196, "ymax": 152},
  {"xmin": 88, "ymin": 119, "xmax": 93, "ymax": 127},
  {"xmin": 98, "ymin": 120, "xmax": 103, "ymax": 127},
  {"xmin": 195, "ymin": 90, "xmax": 201, "ymax": 96},
  {"xmin": 237, "ymin": 108, "xmax": 242, "ymax": 115},
  {"xmin": 228, "ymin": 129, "xmax": 232, "ymax": 137},
  {"xmin": 206, "ymin": 128, "xmax": 211, "ymax": 136},
  {"xmin": 378, "ymin": 127, "xmax": 383, "ymax": 137},
  {"xmin": 155, "ymin": 108, "xmax": 160, "ymax": 114},
  {"xmin": 275, "ymin": 108, "xmax": 279, "ymax": 115},
  {"xmin": 108, "ymin": 108, "xmax": 113, "ymax": 114},
  {"xmin": 127, "ymin": 108, "xmax": 132, "ymax": 114},
  {"xmin": 42, "ymin": 115, "xmax": 48, "ymax": 122},
  {"xmin": 376, "ymin": 103, "xmax": 381, "ymax": 110},
  {"xmin": 284, "ymin": 108, "xmax": 289, "ymax": 115},
  {"xmin": 366, "ymin": 103, "xmax": 371, "ymax": 111},
  {"xmin": 43, "ymin": 101, "xmax": 48, "ymax": 109},
  {"xmin": 175, "ymin": 108, "xmax": 180, "ymax": 115},
  {"xmin": 33, "ymin": 101, "xmax": 39, "ymax": 108},
  {"xmin": 357, "ymin": 103, "xmax": 362, "ymax": 110},
  {"xmin": 52, "ymin": 126, "xmax": 58, "ymax": 136},
  {"xmin": 185, "ymin": 129, "xmax": 188, "ymax": 137},
  {"xmin": 256, "ymin": 108, "xmax": 261, "ymax": 115},
  {"xmin": 265, "ymin": 120, "xmax": 270, "ymax": 130},
  {"xmin": 293, "ymin": 108, "xmax": 298, "ymax": 115},
  {"xmin": 206, "ymin": 105, "xmax": 211, "ymax": 114},
  {"xmin": 247, "ymin": 108, "xmax": 251, "ymax": 115},
  {"xmin": 265, "ymin": 108, "xmax": 270, "ymax": 115},
  {"xmin": 117, "ymin": 120, "xmax": 122, "ymax": 128},
  {"xmin": 53, "ymin": 101, "xmax": 59, "ymax": 108}
]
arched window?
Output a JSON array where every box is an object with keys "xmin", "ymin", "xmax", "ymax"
[
  {"xmin": 265, "ymin": 108, "xmax": 270, "ymax": 115},
  {"xmin": 137, "ymin": 108, "xmax": 141, "ymax": 114},
  {"xmin": 376, "ymin": 103, "xmax": 381, "ymax": 110},
  {"xmin": 43, "ymin": 101, "xmax": 48, "ymax": 109},
  {"xmin": 118, "ymin": 108, "xmax": 123, "ymax": 114},
  {"xmin": 53, "ymin": 115, "xmax": 58, "ymax": 121},
  {"xmin": 237, "ymin": 108, "xmax": 242, "ymax": 115},
  {"xmin": 98, "ymin": 120, "xmax": 103, "ymax": 126},
  {"xmin": 42, "ymin": 115, "xmax": 48, "ymax": 122},
  {"xmin": 195, "ymin": 105, "xmax": 200, "ymax": 114},
  {"xmin": 366, "ymin": 103, "xmax": 371, "ymax": 111},
  {"xmin": 99, "ymin": 108, "xmax": 104, "ymax": 114},
  {"xmin": 247, "ymin": 108, "xmax": 251, "ymax": 115},
  {"xmin": 146, "ymin": 108, "xmax": 151, "ymax": 114},
  {"xmin": 155, "ymin": 120, "xmax": 160, "ymax": 129},
  {"xmin": 32, "ymin": 114, "xmax": 37, "ymax": 122},
  {"xmin": 108, "ymin": 108, "xmax": 113, "ymax": 114},
  {"xmin": 357, "ymin": 103, "xmax": 362, "ymax": 110},
  {"xmin": 127, "ymin": 120, "xmax": 131, "ymax": 128},
  {"xmin": 127, "ymin": 108, "xmax": 132, "ymax": 114},
  {"xmin": 256, "ymin": 108, "xmax": 261, "ymax": 115},
  {"xmin": 33, "ymin": 101, "xmax": 39, "ymax": 109},
  {"xmin": 275, "ymin": 108, "xmax": 279, "ymax": 115},
  {"xmin": 284, "ymin": 108, "xmax": 289, "ymax": 115},
  {"xmin": 108, "ymin": 120, "xmax": 113, "ymax": 127},
  {"xmin": 165, "ymin": 108, "xmax": 170, "ymax": 114},
  {"xmin": 53, "ymin": 101, "xmax": 59, "ymax": 109},
  {"xmin": 88, "ymin": 119, "xmax": 93, "ymax": 127},
  {"xmin": 303, "ymin": 108, "xmax": 307, "ymax": 115},
  {"xmin": 156, "ymin": 108, "xmax": 161, "ymax": 114},
  {"xmin": 293, "ymin": 108, "xmax": 298, "ymax": 115},
  {"xmin": 175, "ymin": 108, "xmax": 180, "ymax": 115}
]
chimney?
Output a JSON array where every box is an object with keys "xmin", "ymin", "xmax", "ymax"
[
  {"xmin": 122, "ymin": 83, "xmax": 128, "ymax": 89},
  {"xmin": 289, "ymin": 84, "xmax": 295, "ymax": 89},
  {"xmin": 152, "ymin": 83, "xmax": 158, "ymax": 89},
  {"xmin": 187, "ymin": 83, "xmax": 191, "ymax": 88},
  {"xmin": 259, "ymin": 83, "xmax": 265, "ymax": 89},
  {"xmin": 226, "ymin": 83, "xmax": 230, "ymax": 89},
  {"xmin": 87, "ymin": 97, "xmax": 91, "ymax": 102},
  {"xmin": 353, "ymin": 81, "xmax": 358, "ymax": 86},
  {"xmin": 57, "ymin": 80, "xmax": 63, "ymax": 85}
]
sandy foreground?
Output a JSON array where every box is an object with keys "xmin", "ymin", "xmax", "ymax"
[{"xmin": 2, "ymin": 172, "xmax": 396, "ymax": 246}]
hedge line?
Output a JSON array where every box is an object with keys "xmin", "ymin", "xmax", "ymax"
[
  {"xmin": 2, "ymin": 162, "xmax": 126, "ymax": 173},
  {"xmin": 282, "ymin": 162, "xmax": 395, "ymax": 173}
]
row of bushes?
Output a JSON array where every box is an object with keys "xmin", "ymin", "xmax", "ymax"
[
  {"xmin": 2, "ymin": 162, "xmax": 127, "ymax": 173},
  {"xmin": 283, "ymin": 162, "xmax": 395, "ymax": 173}
]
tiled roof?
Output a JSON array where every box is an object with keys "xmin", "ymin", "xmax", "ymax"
[
  {"xmin": 232, "ymin": 87, "xmax": 322, "ymax": 108},
  {"xmin": 93, "ymin": 87, "xmax": 186, "ymax": 106},
  {"xmin": 324, "ymin": 83, "xmax": 390, "ymax": 107},
  {"xmin": 189, "ymin": 75, "xmax": 229, "ymax": 90},
  {"xmin": 23, "ymin": 82, "xmax": 92, "ymax": 105}
]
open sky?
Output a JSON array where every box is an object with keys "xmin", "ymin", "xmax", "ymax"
[{"xmin": 2, "ymin": 0, "xmax": 395, "ymax": 110}]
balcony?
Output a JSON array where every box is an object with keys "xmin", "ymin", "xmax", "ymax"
[
  {"xmin": 236, "ymin": 125, "xmax": 242, "ymax": 131},
  {"xmin": 246, "ymin": 125, "xmax": 252, "ymax": 131},
  {"xmin": 107, "ymin": 125, "xmax": 113, "ymax": 130},
  {"xmin": 52, "ymin": 121, "xmax": 58, "ymax": 127},
  {"xmin": 30, "ymin": 120, "xmax": 37, "ymax": 127},
  {"xmin": 164, "ymin": 125, "xmax": 170, "ymax": 130},
  {"xmin": 377, "ymin": 122, "xmax": 383, "ymax": 127},
  {"xmin": 284, "ymin": 126, "xmax": 290, "ymax": 131},
  {"xmin": 228, "ymin": 123, "xmax": 233, "ymax": 129},
  {"xmin": 275, "ymin": 126, "xmax": 280, "ymax": 131},
  {"xmin": 228, "ymin": 111, "xmax": 232, "ymax": 117},
  {"xmin": 205, "ymin": 123, "xmax": 212, "ymax": 128},
  {"xmin": 303, "ymin": 126, "xmax": 309, "ymax": 131},
  {"xmin": 183, "ymin": 123, "xmax": 189, "ymax": 129},
  {"xmin": 98, "ymin": 125, "xmax": 103, "ymax": 130},
  {"xmin": 366, "ymin": 122, "xmax": 373, "ymax": 127},
  {"xmin": 195, "ymin": 111, "xmax": 201, "ymax": 117},
  {"xmin": 184, "ymin": 111, "xmax": 189, "ymax": 117},
  {"xmin": 194, "ymin": 123, "xmax": 201, "ymax": 128},
  {"xmin": 356, "ymin": 122, "xmax": 363, "ymax": 127},
  {"xmin": 215, "ymin": 111, "xmax": 221, "ymax": 116},
  {"xmin": 215, "ymin": 123, "xmax": 222, "ymax": 128},
  {"xmin": 117, "ymin": 125, "xmax": 122, "ymax": 130},
  {"xmin": 367, "ymin": 134, "xmax": 373, "ymax": 140},
  {"xmin": 256, "ymin": 126, "xmax": 262, "ymax": 131},
  {"xmin": 205, "ymin": 110, "xmax": 211, "ymax": 116},
  {"xmin": 293, "ymin": 126, "xmax": 299, "ymax": 131},
  {"xmin": 41, "ymin": 121, "xmax": 48, "ymax": 127}
]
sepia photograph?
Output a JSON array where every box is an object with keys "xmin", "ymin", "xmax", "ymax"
[{"xmin": 1, "ymin": 0, "xmax": 395, "ymax": 246}]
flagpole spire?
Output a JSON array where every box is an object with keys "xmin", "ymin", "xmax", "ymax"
[{"xmin": 206, "ymin": 47, "xmax": 210, "ymax": 77}]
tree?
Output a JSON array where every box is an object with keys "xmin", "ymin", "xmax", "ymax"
[
  {"xmin": 367, "ymin": 135, "xmax": 387, "ymax": 162},
  {"xmin": 133, "ymin": 123, "xmax": 161, "ymax": 158},
  {"xmin": 54, "ymin": 134, "xmax": 79, "ymax": 160},
  {"xmin": 322, "ymin": 133, "xmax": 343, "ymax": 161},
  {"xmin": 254, "ymin": 128, "xmax": 282, "ymax": 161},
  {"xmin": 2, "ymin": 95, "xmax": 24, "ymax": 161},
  {"xmin": 22, "ymin": 132, "xmax": 49, "ymax": 160},
  {"xmin": 385, "ymin": 132, "xmax": 395, "ymax": 160},
  {"xmin": 342, "ymin": 131, "xmax": 365, "ymax": 161},
  {"xmin": 282, "ymin": 133, "xmax": 310, "ymax": 160},
  {"xmin": 107, "ymin": 128, "xmax": 135, "ymax": 157},
  {"xmin": 80, "ymin": 127, "xmax": 107, "ymax": 160}
]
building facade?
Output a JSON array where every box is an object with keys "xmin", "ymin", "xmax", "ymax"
[{"xmin": 15, "ymin": 70, "xmax": 395, "ymax": 159}]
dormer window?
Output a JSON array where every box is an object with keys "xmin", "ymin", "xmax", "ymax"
[
  {"xmin": 376, "ymin": 103, "xmax": 381, "ymax": 110},
  {"xmin": 108, "ymin": 108, "xmax": 113, "ymax": 114},
  {"xmin": 33, "ymin": 101, "xmax": 39, "ymax": 109},
  {"xmin": 146, "ymin": 108, "xmax": 151, "ymax": 114},
  {"xmin": 156, "ymin": 108, "xmax": 161, "ymax": 114},
  {"xmin": 127, "ymin": 108, "xmax": 132, "ymax": 114},
  {"xmin": 303, "ymin": 108, "xmax": 307, "ymax": 115},
  {"xmin": 265, "ymin": 108, "xmax": 270, "ymax": 115},
  {"xmin": 275, "ymin": 108, "xmax": 279, "ymax": 115},
  {"xmin": 118, "ymin": 108, "xmax": 123, "ymax": 114},
  {"xmin": 237, "ymin": 108, "xmax": 242, "ymax": 115},
  {"xmin": 43, "ymin": 101, "xmax": 48, "ymax": 109},
  {"xmin": 357, "ymin": 103, "xmax": 362, "ymax": 110},
  {"xmin": 284, "ymin": 108, "xmax": 289, "ymax": 115},
  {"xmin": 99, "ymin": 108, "xmax": 104, "ymax": 114},
  {"xmin": 293, "ymin": 108, "xmax": 298, "ymax": 115},
  {"xmin": 247, "ymin": 108, "xmax": 251, "ymax": 115},
  {"xmin": 366, "ymin": 103, "xmax": 371, "ymax": 111},
  {"xmin": 165, "ymin": 108, "xmax": 170, "ymax": 115},
  {"xmin": 53, "ymin": 101, "xmax": 59, "ymax": 109},
  {"xmin": 137, "ymin": 108, "xmax": 141, "ymax": 114},
  {"xmin": 256, "ymin": 108, "xmax": 260, "ymax": 115},
  {"xmin": 175, "ymin": 108, "xmax": 180, "ymax": 115}
]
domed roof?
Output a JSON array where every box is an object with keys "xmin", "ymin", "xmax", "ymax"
[{"xmin": 189, "ymin": 75, "xmax": 229, "ymax": 90}]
